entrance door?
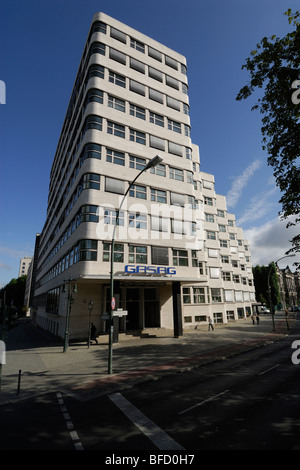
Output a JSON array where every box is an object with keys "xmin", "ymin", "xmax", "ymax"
[
  {"xmin": 144, "ymin": 288, "xmax": 160, "ymax": 327},
  {"xmin": 126, "ymin": 288, "xmax": 140, "ymax": 330}
]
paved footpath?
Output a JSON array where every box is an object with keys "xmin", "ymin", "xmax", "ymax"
[{"xmin": 0, "ymin": 313, "xmax": 296, "ymax": 405}]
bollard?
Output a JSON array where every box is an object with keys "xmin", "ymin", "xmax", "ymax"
[{"xmin": 17, "ymin": 369, "xmax": 21, "ymax": 395}]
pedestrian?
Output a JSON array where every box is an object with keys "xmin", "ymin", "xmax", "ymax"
[
  {"xmin": 91, "ymin": 322, "xmax": 98, "ymax": 344},
  {"xmin": 208, "ymin": 316, "xmax": 214, "ymax": 331},
  {"xmin": 251, "ymin": 314, "xmax": 255, "ymax": 325},
  {"xmin": 256, "ymin": 314, "xmax": 260, "ymax": 325}
]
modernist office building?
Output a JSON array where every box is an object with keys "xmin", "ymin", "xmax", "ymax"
[{"xmin": 31, "ymin": 13, "xmax": 256, "ymax": 340}]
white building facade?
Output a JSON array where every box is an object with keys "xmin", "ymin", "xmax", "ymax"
[{"xmin": 31, "ymin": 13, "xmax": 256, "ymax": 340}]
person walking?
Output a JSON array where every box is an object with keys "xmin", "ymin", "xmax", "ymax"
[
  {"xmin": 91, "ymin": 322, "xmax": 98, "ymax": 344},
  {"xmin": 256, "ymin": 314, "xmax": 260, "ymax": 325},
  {"xmin": 208, "ymin": 316, "xmax": 214, "ymax": 331},
  {"xmin": 251, "ymin": 314, "xmax": 255, "ymax": 325}
]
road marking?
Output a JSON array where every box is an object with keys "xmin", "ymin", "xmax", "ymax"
[
  {"xmin": 109, "ymin": 392, "xmax": 185, "ymax": 450},
  {"xmin": 56, "ymin": 392, "xmax": 84, "ymax": 450},
  {"xmin": 258, "ymin": 364, "xmax": 280, "ymax": 376},
  {"xmin": 178, "ymin": 389, "xmax": 230, "ymax": 415}
]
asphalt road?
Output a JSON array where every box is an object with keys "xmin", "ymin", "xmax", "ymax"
[{"xmin": 1, "ymin": 320, "xmax": 299, "ymax": 452}]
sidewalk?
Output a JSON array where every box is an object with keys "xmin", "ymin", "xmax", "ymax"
[{"xmin": 0, "ymin": 313, "xmax": 296, "ymax": 405}]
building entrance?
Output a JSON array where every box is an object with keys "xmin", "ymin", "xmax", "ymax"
[{"xmin": 126, "ymin": 287, "xmax": 160, "ymax": 330}]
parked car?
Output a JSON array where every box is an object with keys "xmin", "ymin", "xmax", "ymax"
[{"xmin": 260, "ymin": 306, "xmax": 270, "ymax": 313}]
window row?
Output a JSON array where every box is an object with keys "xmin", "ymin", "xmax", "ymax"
[
  {"xmin": 89, "ymin": 20, "xmax": 188, "ymax": 75},
  {"xmin": 183, "ymin": 307, "xmax": 252, "ymax": 325},
  {"xmin": 182, "ymin": 286, "xmax": 255, "ymax": 305}
]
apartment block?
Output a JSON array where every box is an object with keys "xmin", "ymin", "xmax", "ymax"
[{"xmin": 31, "ymin": 13, "xmax": 256, "ymax": 340}]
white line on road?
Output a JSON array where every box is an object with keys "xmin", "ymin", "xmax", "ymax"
[
  {"xmin": 56, "ymin": 392, "xmax": 84, "ymax": 450},
  {"xmin": 178, "ymin": 389, "xmax": 230, "ymax": 415},
  {"xmin": 109, "ymin": 392, "xmax": 185, "ymax": 450},
  {"xmin": 258, "ymin": 364, "xmax": 280, "ymax": 376}
]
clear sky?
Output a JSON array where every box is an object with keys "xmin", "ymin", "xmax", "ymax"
[{"xmin": 0, "ymin": 0, "xmax": 299, "ymax": 287}]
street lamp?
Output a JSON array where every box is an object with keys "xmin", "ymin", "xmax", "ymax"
[
  {"xmin": 267, "ymin": 255, "xmax": 295, "ymax": 331},
  {"xmin": 87, "ymin": 299, "xmax": 94, "ymax": 348},
  {"xmin": 62, "ymin": 278, "xmax": 77, "ymax": 352},
  {"xmin": 108, "ymin": 155, "xmax": 163, "ymax": 374}
]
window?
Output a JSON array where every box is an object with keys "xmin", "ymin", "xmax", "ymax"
[
  {"xmin": 150, "ymin": 135, "xmax": 165, "ymax": 151},
  {"xmin": 151, "ymin": 246, "xmax": 168, "ymax": 265},
  {"xmin": 130, "ymin": 128, "xmax": 146, "ymax": 145},
  {"xmin": 109, "ymin": 48, "xmax": 126, "ymax": 64},
  {"xmin": 130, "ymin": 37, "xmax": 145, "ymax": 53},
  {"xmin": 170, "ymin": 192, "xmax": 185, "ymax": 206},
  {"xmin": 91, "ymin": 21, "xmax": 107, "ymax": 34},
  {"xmin": 104, "ymin": 208, "xmax": 124, "ymax": 226},
  {"xmin": 80, "ymin": 143, "xmax": 101, "ymax": 163},
  {"xmin": 165, "ymin": 55, "xmax": 178, "ymax": 70},
  {"xmin": 129, "ymin": 184, "xmax": 146, "ymax": 199},
  {"xmin": 229, "ymin": 233, "xmax": 235, "ymax": 240},
  {"xmin": 221, "ymin": 255, "xmax": 230, "ymax": 264},
  {"xmin": 109, "ymin": 71, "xmax": 126, "ymax": 88},
  {"xmin": 110, "ymin": 27, "xmax": 126, "ymax": 43},
  {"xmin": 81, "ymin": 173, "xmax": 100, "ymax": 190},
  {"xmin": 130, "ymin": 79, "xmax": 145, "ymax": 95},
  {"xmin": 233, "ymin": 274, "xmax": 240, "ymax": 283},
  {"xmin": 168, "ymin": 141, "xmax": 183, "ymax": 156},
  {"xmin": 149, "ymin": 112, "xmax": 164, "ymax": 127},
  {"xmin": 169, "ymin": 167, "xmax": 184, "ymax": 181},
  {"xmin": 151, "ymin": 216, "xmax": 169, "ymax": 232},
  {"xmin": 182, "ymin": 83, "xmax": 188, "ymax": 94},
  {"xmin": 168, "ymin": 119, "xmax": 181, "ymax": 133},
  {"xmin": 87, "ymin": 64, "xmax": 104, "ymax": 80},
  {"xmin": 129, "ymin": 212, "xmax": 147, "ymax": 230},
  {"xmin": 220, "ymin": 239, "xmax": 228, "ymax": 248},
  {"xmin": 77, "ymin": 239, "xmax": 97, "ymax": 262},
  {"xmin": 166, "ymin": 96, "xmax": 180, "ymax": 110},
  {"xmin": 150, "ymin": 163, "xmax": 166, "ymax": 177},
  {"xmin": 225, "ymin": 290, "xmax": 234, "ymax": 302},
  {"xmin": 105, "ymin": 177, "xmax": 125, "ymax": 194},
  {"xmin": 107, "ymin": 121, "xmax": 125, "ymax": 138},
  {"xmin": 193, "ymin": 287, "xmax": 205, "ymax": 303},
  {"xmin": 129, "ymin": 245, "xmax": 147, "ymax": 263},
  {"xmin": 148, "ymin": 46, "xmax": 162, "ymax": 61},
  {"xmin": 80, "ymin": 205, "xmax": 99, "ymax": 223},
  {"xmin": 130, "ymin": 104, "xmax": 145, "ymax": 120},
  {"xmin": 108, "ymin": 95, "xmax": 125, "ymax": 112},
  {"xmin": 106, "ymin": 148, "xmax": 125, "ymax": 166},
  {"xmin": 204, "ymin": 197, "xmax": 213, "ymax": 206},
  {"xmin": 211, "ymin": 288, "xmax": 222, "ymax": 302},
  {"xmin": 173, "ymin": 249, "xmax": 188, "ymax": 266},
  {"xmin": 148, "ymin": 67, "xmax": 163, "ymax": 82},
  {"xmin": 205, "ymin": 213, "xmax": 214, "ymax": 223},
  {"xmin": 166, "ymin": 75, "xmax": 180, "ymax": 89},
  {"xmin": 149, "ymin": 88, "xmax": 164, "ymax": 103},
  {"xmin": 129, "ymin": 155, "xmax": 146, "ymax": 170},
  {"xmin": 103, "ymin": 243, "xmax": 124, "ymax": 262},
  {"xmin": 46, "ymin": 288, "xmax": 60, "ymax": 314},
  {"xmin": 222, "ymin": 272, "xmax": 231, "ymax": 281},
  {"xmin": 90, "ymin": 42, "xmax": 105, "ymax": 56},
  {"xmin": 184, "ymin": 125, "xmax": 191, "ymax": 137},
  {"xmin": 130, "ymin": 57, "xmax": 145, "ymax": 73},
  {"xmin": 183, "ymin": 103, "xmax": 190, "ymax": 115},
  {"xmin": 219, "ymin": 225, "xmax": 226, "ymax": 232},
  {"xmin": 151, "ymin": 188, "xmax": 167, "ymax": 203},
  {"xmin": 228, "ymin": 219, "xmax": 234, "ymax": 226},
  {"xmin": 207, "ymin": 230, "xmax": 216, "ymax": 240},
  {"xmin": 83, "ymin": 115, "xmax": 102, "ymax": 132},
  {"xmin": 85, "ymin": 89, "xmax": 103, "ymax": 106},
  {"xmin": 210, "ymin": 267, "xmax": 220, "ymax": 278},
  {"xmin": 192, "ymin": 250, "xmax": 198, "ymax": 267},
  {"xmin": 182, "ymin": 287, "xmax": 191, "ymax": 304}
]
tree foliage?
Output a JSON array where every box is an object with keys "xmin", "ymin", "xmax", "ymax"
[
  {"xmin": 252, "ymin": 263, "xmax": 280, "ymax": 308},
  {"xmin": 236, "ymin": 10, "xmax": 300, "ymax": 267}
]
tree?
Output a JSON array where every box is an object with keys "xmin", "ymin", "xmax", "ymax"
[
  {"xmin": 252, "ymin": 263, "xmax": 280, "ymax": 309},
  {"xmin": 236, "ymin": 10, "xmax": 300, "ymax": 268}
]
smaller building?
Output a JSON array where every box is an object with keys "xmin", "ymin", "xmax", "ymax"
[
  {"xmin": 277, "ymin": 266, "xmax": 299, "ymax": 309},
  {"xmin": 19, "ymin": 257, "xmax": 32, "ymax": 277}
]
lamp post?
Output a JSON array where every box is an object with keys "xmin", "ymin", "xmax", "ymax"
[
  {"xmin": 108, "ymin": 155, "xmax": 163, "ymax": 374},
  {"xmin": 87, "ymin": 299, "xmax": 94, "ymax": 348},
  {"xmin": 62, "ymin": 278, "xmax": 77, "ymax": 352},
  {"xmin": 267, "ymin": 255, "xmax": 295, "ymax": 331}
]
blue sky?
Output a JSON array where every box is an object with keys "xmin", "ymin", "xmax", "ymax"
[{"xmin": 0, "ymin": 0, "xmax": 299, "ymax": 287}]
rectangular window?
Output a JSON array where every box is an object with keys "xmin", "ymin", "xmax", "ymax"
[
  {"xmin": 109, "ymin": 71, "xmax": 126, "ymax": 88},
  {"xmin": 129, "ymin": 212, "xmax": 147, "ymax": 230},
  {"xmin": 166, "ymin": 75, "xmax": 179, "ymax": 89},
  {"xmin": 207, "ymin": 230, "xmax": 216, "ymax": 240},
  {"xmin": 130, "ymin": 37, "xmax": 145, "ymax": 53},
  {"xmin": 130, "ymin": 104, "xmax": 145, "ymax": 120},
  {"xmin": 169, "ymin": 167, "xmax": 184, "ymax": 181},
  {"xmin": 151, "ymin": 188, "xmax": 167, "ymax": 203},
  {"xmin": 193, "ymin": 287, "xmax": 205, "ymax": 304},
  {"xmin": 211, "ymin": 288, "xmax": 222, "ymax": 302},
  {"xmin": 130, "ymin": 128, "xmax": 146, "ymax": 145},
  {"xmin": 148, "ymin": 46, "xmax": 162, "ymax": 61},
  {"xmin": 204, "ymin": 197, "xmax": 213, "ymax": 206},
  {"xmin": 172, "ymin": 249, "xmax": 188, "ymax": 266},
  {"xmin": 222, "ymin": 272, "xmax": 231, "ymax": 281},
  {"xmin": 106, "ymin": 148, "xmax": 125, "ymax": 166},
  {"xmin": 150, "ymin": 135, "xmax": 165, "ymax": 151},
  {"xmin": 129, "ymin": 184, "xmax": 146, "ymax": 199},
  {"xmin": 104, "ymin": 208, "xmax": 124, "ymax": 226},
  {"xmin": 151, "ymin": 246, "xmax": 168, "ymax": 265},
  {"xmin": 130, "ymin": 79, "xmax": 145, "ymax": 96},
  {"xmin": 151, "ymin": 216, "xmax": 169, "ymax": 232},
  {"xmin": 107, "ymin": 121, "xmax": 125, "ymax": 138},
  {"xmin": 105, "ymin": 177, "xmax": 125, "ymax": 194},
  {"xmin": 109, "ymin": 48, "xmax": 126, "ymax": 64},
  {"xmin": 148, "ymin": 67, "xmax": 163, "ymax": 82},
  {"xmin": 149, "ymin": 88, "xmax": 164, "ymax": 103},
  {"xmin": 149, "ymin": 112, "xmax": 164, "ymax": 127},
  {"xmin": 108, "ymin": 95, "xmax": 125, "ymax": 112},
  {"xmin": 168, "ymin": 119, "xmax": 181, "ymax": 133},
  {"xmin": 129, "ymin": 155, "xmax": 146, "ymax": 170},
  {"xmin": 150, "ymin": 163, "xmax": 166, "ymax": 177},
  {"xmin": 130, "ymin": 57, "xmax": 145, "ymax": 73},
  {"xmin": 205, "ymin": 213, "xmax": 214, "ymax": 223},
  {"xmin": 103, "ymin": 243, "xmax": 124, "ymax": 262},
  {"xmin": 182, "ymin": 287, "xmax": 191, "ymax": 304},
  {"xmin": 129, "ymin": 245, "xmax": 147, "ymax": 264},
  {"xmin": 110, "ymin": 27, "xmax": 126, "ymax": 43},
  {"xmin": 165, "ymin": 55, "xmax": 178, "ymax": 70}
]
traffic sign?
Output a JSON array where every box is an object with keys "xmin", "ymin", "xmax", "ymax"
[{"xmin": 111, "ymin": 297, "xmax": 115, "ymax": 310}]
